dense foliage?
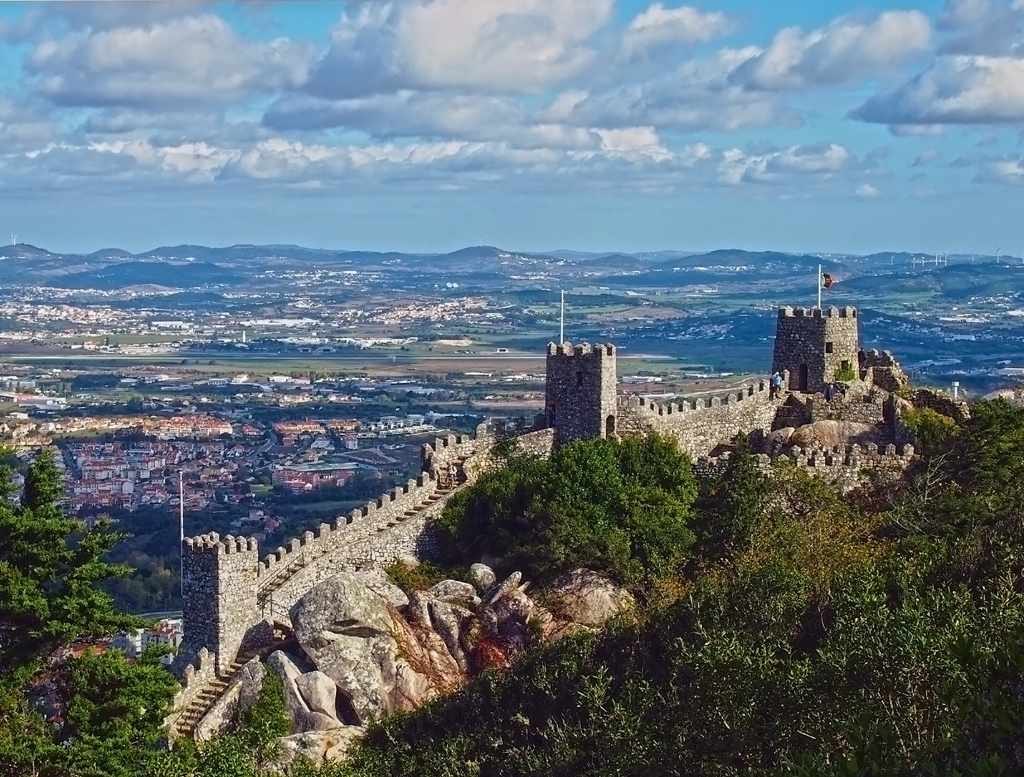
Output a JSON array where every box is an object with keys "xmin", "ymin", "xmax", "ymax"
[
  {"xmin": 327, "ymin": 400, "xmax": 1024, "ymax": 776},
  {"xmin": 435, "ymin": 433, "xmax": 698, "ymax": 590},
  {"xmin": 0, "ymin": 449, "xmax": 179, "ymax": 776},
  {"xmin": 5, "ymin": 399, "xmax": 1024, "ymax": 776}
]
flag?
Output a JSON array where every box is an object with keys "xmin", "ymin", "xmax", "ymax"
[{"xmin": 821, "ymin": 272, "xmax": 835, "ymax": 290}]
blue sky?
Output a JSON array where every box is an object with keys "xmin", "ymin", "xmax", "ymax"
[{"xmin": 0, "ymin": 0, "xmax": 1021, "ymax": 255}]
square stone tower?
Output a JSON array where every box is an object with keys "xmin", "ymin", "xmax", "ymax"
[
  {"xmin": 545, "ymin": 342, "xmax": 618, "ymax": 443},
  {"xmin": 772, "ymin": 306, "xmax": 859, "ymax": 393},
  {"xmin": 179, "ymin": 533, "xmax": 259, "ymax": 674}
]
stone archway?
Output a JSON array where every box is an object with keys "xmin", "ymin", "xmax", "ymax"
[
  {"xmin": 605, "ymin": 415, "xmax": 616, "ymax": 437},
  {"xmin": 798, "ymin": 364, "xmax": 809, "ymax": 392}
]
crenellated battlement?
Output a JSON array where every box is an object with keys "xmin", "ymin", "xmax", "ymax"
[
  {"xmin": 166, "ymin": 647, "xmax": 218, "ymax": 739},
  {"xmin": 778, "ymin": 306, "xmax": 858, "ymax": 319},
  {"xmin": 546, "ymin": 341, "xmax": 616, "ymax": 358},
  {"xmin": 256, "ymin": 470, "xmax": 439, "ymax": 582},
  {"xmin": 183, "ymin": 533, "xmax": 258, "ymax": 555},
  {"xmin": 695, "ymin": 442, "xmax": 916, "ymax": 491},
  {"xmin": 616, "ymin": 377, "xmax": 782, "ymax": 459},
  {"xmin": 421, "ymin": 423, "xmax": 493, "ymax": 475}
]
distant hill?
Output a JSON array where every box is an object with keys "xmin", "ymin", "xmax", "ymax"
[{"xmin": 47, "ymin": 261, "xmax": 244, "ymax": 290}]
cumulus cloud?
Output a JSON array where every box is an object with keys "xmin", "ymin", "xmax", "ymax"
[
  {"xmin": 303, "ymin": 0, "xmax": 613, "ymax": 99},
  {"xmin": 718, "ymin": 142, "xmax": 851, "ymax": 185},
  {"xmin": 939, "ymin": 0, "xmax": 998, "ymax": 29},
  {"xmin": 973, "ymin": 154, "xmax": 1024, "ymax": 184},
  {"xmin": 855, "ymin": 183, "xmax": 880, "ymax": 197},
  {"xmin": 853, "ymin": 55, "xmax": 1024, "ymax": 124},
  {"xmin": 28, "ymin": 13, "xmax": 315, "ymax": 109},
  {"xmin": 545, "ymin": 47, "xmax": 789, "ymax": 132},
  {"xmin": 620, "ymin": 4, "xmax": 735, "ymax": 61},
  {"xmin": 730, "ymin": 11, "xmax": 932, "ymax": 90}
]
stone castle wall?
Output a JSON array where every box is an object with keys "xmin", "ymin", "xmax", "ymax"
[
  {"xmin": 178, "ymin": 425, "xmax": 506, "ymax": 678},
  {"xmin": 421, "ymin": 424, "xmax": 494, "ymax": 479},
  {"xmin": 861, "ymin": 349, "xmax": 909, "ymax": 393},
  {"xmin": 545, "ymin": 342, "xmax": 618, "ymax": 444},
  {"xmin": 695, "ymin": 442, "xmax": 916, "ymax": 493},
  {"xmin": 166, "ymin": 647, "xmax": 217, "ymax": 738},
  {"xmin": 772, "ymin": 306, "xmax": 859, "ymax": 393},
  {"xmin": 616, "ymin": 380, "xmax": 780, "ymax": 459}
]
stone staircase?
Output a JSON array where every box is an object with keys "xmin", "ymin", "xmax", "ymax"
[
  {"xmin": 174, "ymin": 464, "xmax": 470, "ymax": 741},
  {"xmin": 173, "ymin": 655, "xmax": 249, "ymax": 741}
]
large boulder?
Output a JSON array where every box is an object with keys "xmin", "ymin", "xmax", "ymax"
[
  {"xmin": 429, "ymin": 579, "xmax": 481, "ymax": 608},
  {"xmin": 290, "ymin": 570, "xmax": 439, "ymax": 724},
  {"xmin": 267, "ymin": 650, "xmax": 342, "ymax": 734},
  {"xmin": 468, "ymin": 563, "xmax": 496, "ymax": 593},
  {"xmin": 548, "ymin": 569, "xmax": 635, "ymax": 629},
  {"xmin": 272, "ymin": 727, "xmax": 365, "ymax": 772},
  {"xmin": 789, "ymin": 420, "xmax": 880, "ymax": 450}
]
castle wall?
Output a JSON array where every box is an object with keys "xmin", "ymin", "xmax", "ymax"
[
  {"xmin": 861, "ymin": 349, "xmax": 909, "ymax": 393},
  {"xmin": 772, "ymin": 307, "xmax": 859, "ymax": 393},
  {"xmin": 695, "ymin": 443, "xmax": 916, "ymax": 493},
  {"xmin": 617, "ymin": 381, "xmax": 779, "ymax": 459},
  {"xmin": 421, "ymin": 424, "xmax": 494, "ymax": 478},
  {"xmin": 166, "ymin": 647, "xmax": 218, "ymax": 739},
  {"xmin": 545, "ymin": 342, "xmax": 617, "ymax": 444}
]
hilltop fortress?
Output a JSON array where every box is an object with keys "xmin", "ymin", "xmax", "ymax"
[{"xmin": 169, "ymin": 305, "xmax": 922, "ymax": 738}]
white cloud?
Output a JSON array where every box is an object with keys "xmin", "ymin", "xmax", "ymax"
[
  {"xmin": 28, "ymin": 14, "xmax": 315, "ymax": 109},
  {"xmin": 718, "ymin": 143, "xmax": 851, "ymax": 185},
  {"xmin": 974, "ymin": 155, "xmax": 1024, "ymax": 184},
  {"xmin": 855, "ymin": 183, "xmax": 880, "ymax": 197},
  {"xmin": 546, "ymin": 47, "xmax": 788, "ymax": 132},
  {"xmin": 730, "ymin": 11, "xmax": 932, "ymax": 90},
  {"xmin": 939, "ymin": 0, "xmax": 997, "ymax": 29},
  {"xmin": 620, "ymin": 4, "xmax": 735, "ymax": 61},
  {"xmin": 854, "ymin": 55, "xmax": 1024, "ymax": 124},
  {"xmin": 304, "ymin": 0, "xmax": 614, "ymax": 99}
]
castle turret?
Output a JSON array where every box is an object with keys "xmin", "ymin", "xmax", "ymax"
[
  {"xmin": 178, "ymin": 532, "xmax": 259, "ymax": 674},
  {"xmin": 545, "ymin": 342, "xmax": 617, "ymax": 443},
  {"xmin": 772, "ymin": 306, "xmax": 859, "ymax": 393}
]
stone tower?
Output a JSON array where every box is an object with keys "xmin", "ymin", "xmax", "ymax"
[
  {"xmin": 545, "ymin": 342, "xmax": 618, "ymax": 443},
  {"xmin": 772, "ymin": 306, "xmax": 859, "ymax": 393},
  {"xmin": 178, "ymin": 533, "xmax": 259, "ymax": 674}
]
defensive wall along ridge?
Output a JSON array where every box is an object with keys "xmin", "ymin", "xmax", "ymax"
[
  {"xmin": 169, "ymin": 424, "xmax": 556, "ymax": 738},
  {"xmin": 171, "ymin": 306, "xmax": 924, "ymax": 738}
]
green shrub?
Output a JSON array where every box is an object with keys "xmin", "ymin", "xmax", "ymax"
[
  {"xmin": 435, "ymin": 433, "xmax": 697, "ymax": 591},
  {"xmin": 834, "ymin": 362, "xmax": 857, "ymax": 382},
  {"xmin": 385, "ymin": 560, "xmax": 468, "ymax": 595}
]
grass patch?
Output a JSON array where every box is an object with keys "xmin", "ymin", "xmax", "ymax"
[{"xmin": 385, "ymin": 559, "xmax": 469, "ymax": 595}]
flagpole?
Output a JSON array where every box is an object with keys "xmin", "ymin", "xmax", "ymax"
[
  {"xmin": 559, "ymin": 290, "xmax": 565, "ymax": 344},
  {"xmin": 179, "ymin": 471, "xmax": 184, "ymax": 600},
  {"xmin": 817, "ymin": 264, "xmax": 822, "ymax": 310}
]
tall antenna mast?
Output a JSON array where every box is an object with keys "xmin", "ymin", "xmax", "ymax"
[
  {"xmin": 559, "ymin": 290, "xmax": 565, "ymax": 344},
  {"xmin": 179, "ymin": 471, "xmax": 184, "ymax": 599}
]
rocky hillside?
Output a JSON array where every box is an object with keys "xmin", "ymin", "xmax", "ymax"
[{"xmin": 198, "ymin": 565, "xmax": 632, "ymax": 767}]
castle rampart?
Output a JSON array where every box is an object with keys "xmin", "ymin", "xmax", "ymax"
[
  {"xmin": 772, "ymin": 306, "xmax": 859, "ymax": 393},
  {"xmin": 694, "ymin": 442, "xmax": 915, "ymax": 493},
  {"xmin": 616, "ymin": 379, "xmax": 780, "ymax": 459},
  {"xmin": 166, "ymin": 647, "xmax": 217, "ymax": 737}
]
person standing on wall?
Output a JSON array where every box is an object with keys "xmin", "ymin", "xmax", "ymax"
[{"xmin": 770, "ymin": 371, "xmax": 783, "ymax": 400}]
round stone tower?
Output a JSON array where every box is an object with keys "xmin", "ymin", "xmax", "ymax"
[{"xmin": 771, "ymin": 306, "xmax": 859, "ymax": 393}]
